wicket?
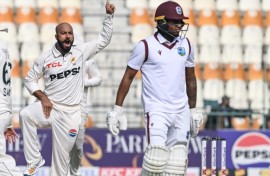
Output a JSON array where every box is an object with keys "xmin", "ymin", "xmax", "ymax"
[{"xmin": 201, "ymin": 137, "xmax": 227, "ymax": 176}]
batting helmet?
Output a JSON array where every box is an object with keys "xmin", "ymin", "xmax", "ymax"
[
  {"xmin": 154, "ymin": 1, "xmax": 188, "ymax": 22},
  {"xmin": 154, "ymin": 1, "xmax": 189, "ymax": 40}
]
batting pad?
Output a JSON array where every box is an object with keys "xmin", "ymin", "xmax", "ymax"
[
  {"xmin": 141, "ymin": 145, "xmax": 169, "ymax": 176},
  {"xmin": 164, "ymin": 144, "xmax": 188, "ymax": 176}
]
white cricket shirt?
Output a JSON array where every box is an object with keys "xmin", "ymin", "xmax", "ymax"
[
  {"xmin": 0, "ymin": 43, "xmax": 12, "ymax": 115},
  {"xmin": 128, "ymin": 33, "xmax": 195, "ymax": 113},
  {"xmin": 25, "ymin": 14, "xmax": 113, "ymax": 106}
]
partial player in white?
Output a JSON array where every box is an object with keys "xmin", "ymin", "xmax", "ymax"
[
  {"xmin": 0, "ymin": 28, "xmax": 23, "ymax": 176},
  {"xmin": 70, "ymin": 59, "xmax": 102, "ymax": 176},
  {"xmin": 106, "ymin": 1, "xmax": 202, "ymax": 176},
  {"xmin": 19, "ymin": 1, "xmax": 115, "ymax": 175}
]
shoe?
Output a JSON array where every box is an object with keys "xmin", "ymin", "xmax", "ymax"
[{"xmin": 23, "ymin": 158, "xmax": 45, "ymax": 176}]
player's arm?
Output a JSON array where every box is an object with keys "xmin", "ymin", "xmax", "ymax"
[
  {"xmin": 185, "ymin": 42, "xmax": 197, "ymax": 108},
  {"xmin": 185, "ymin": 67, "xmax": 197, "ymax": 108},
  {"xmin": 115, "ymin": 66, "xmax": 138, "ymax": 106},
  {"xmin": 82, "ymin": 0, "xmax": 115, "ymax": 61},
  {"xmin": 84, "ymin": 59, "xmax": 102, "ymax": 87},
  {"xmin": 106, "ymin": 66, "xmax": 137, "ymax": 136},
  {"xmin": 32, "ymin": 90, "xmax": 52, "ymax": 118},
  {"xmin": 24, "ymin": 56, "xmax": 52, "ymax": 118},
  {"xmin": 106, "ymin": 41, "xmax": 144, "ymax": 136},
  {"xmin": 185, "ymin": 42, "xmax": 203, "ymax": 138},
  {"xmin": 24, "ymin": 57, "xmax": 44, "ymax": 94},
  {"xmin": 115, "ymin": 40, "xmax": 146, "ymax": 106},
  {"xmin": 2, "ymin": 49, "xmax": 18, "ymax": 143}
]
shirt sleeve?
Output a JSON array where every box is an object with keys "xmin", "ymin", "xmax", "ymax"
[
  {"xmin": 84, "ymin": 59, "xmax": 102, "ymax": 87},
  {"xmin": 6, "ymin": 112, "xmax": 12, "ymax": 128},
  {"xmin": 24, "ymin": 56, "xmax": 44, "ymax": 94},
  {"xmin": 127, "ymin": 41, "xmax": 146, "ymax": 70},
  {"xmin": 185, "ymin": 41, "xmax": 195, "ymax": 68},
  {"xmin": 82, "ymin": 14, "xmax": 113, "ymax": 62}
]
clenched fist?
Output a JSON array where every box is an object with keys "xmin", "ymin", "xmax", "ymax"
[{"xmin": 106, "ymin": 0, "xmax": 116, "ymax": 15}]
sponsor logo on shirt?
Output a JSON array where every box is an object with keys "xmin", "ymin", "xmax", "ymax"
[
  {"xmin": 49, "ymin": 66, "xmax": 80, "ymax": 81},
  {"xmin": 47, "ymin": 62, "xmax": 63, "ymax": 68},
  {"xmin": 69, "ymin": 129, "xmax": 77, "ymax": 137}
]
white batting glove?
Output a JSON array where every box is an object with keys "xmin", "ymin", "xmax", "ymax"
[
  {"xmin": 106, "ymin": 105, "xmax": 127, "ymax": 137},
  {"xmin": 190, "ymin": 108, "xmax": 203, "ymax": 138}
]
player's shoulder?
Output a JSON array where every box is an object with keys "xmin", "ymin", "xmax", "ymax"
[
  {"xmin": 136, "ymin": 35, "xmax": 154, "ymax": 48},
  {"xmin": 143, "ymin": 34, "xmax": 155, "ymax": 42},
  {"xmin": 36, "ymin": 47, "xmax": 54, "ymax": 62}
]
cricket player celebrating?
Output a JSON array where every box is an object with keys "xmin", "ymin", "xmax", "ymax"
[
  {"xmin": 70, "ymin": 59, "xmax": 102, "ymax": 176},
  {"xmin": 0, "ymin": 29, "xmax": 22, "ymax": 176},
  {"xmin": 106, "ymin": 1, "xmax": 202, "ymax": 175},
  {"xmin": 19, "ymin": 1, "xmax": 115, "ymax": 175}
]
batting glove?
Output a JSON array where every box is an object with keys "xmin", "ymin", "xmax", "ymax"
[
  {"xmin": 190, "ymin": 108, "xmax": 203, "ymax": 138},
  {"xmin": 106, "ymin": 105, "xmax": 127, "ymax": 137}
]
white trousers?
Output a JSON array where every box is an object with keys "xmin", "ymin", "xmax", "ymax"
[
  {"xmin": 69, "ymin": 115, "xmax": 88, "ymax": 176},
  {"xmin": 19, "ymin": 101, "xmax": 81, "ymax": 176},
  {"xmin": 0, "ymin": 112, "xmax": 22, "ymax": 176},
  {"xmin": 144, "ymin": 110, "xmax": 191, "ymax": 147}
]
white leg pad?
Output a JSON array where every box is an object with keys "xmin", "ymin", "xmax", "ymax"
[
  {"xmin": 164, "ymin": 145, "xmax": 188, "ymax": 176},
  {"xmin": 141, "ymin": 145, "xmax": 169, "ymax": 176}
]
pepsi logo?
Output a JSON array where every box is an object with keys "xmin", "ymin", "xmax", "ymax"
[
  {"xmin": 69, "ymin": 129, "xmax": 77, "ymax": 137},
  {"xmin": 231, "ymin": 132, "xmax": 270, "ymax": 168}
]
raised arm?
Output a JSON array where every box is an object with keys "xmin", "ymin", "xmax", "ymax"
[{"xmin": 83, "ymin": 0, "xmax": 115, "ymax": 61}]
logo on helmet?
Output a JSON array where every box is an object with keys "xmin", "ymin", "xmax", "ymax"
[{"xmin": 175, "ymin": 6, "xmax": 183, "ymax": 15}]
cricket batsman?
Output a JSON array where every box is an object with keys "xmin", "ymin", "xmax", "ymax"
[{"xmin": 106, "ymin": 1, "xmax": 203, "ymax": 175}]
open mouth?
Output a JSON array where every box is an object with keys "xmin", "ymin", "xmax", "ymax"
[{"xmin": 63, "ymin": 40, "xmax": 71, "ymax": 48}]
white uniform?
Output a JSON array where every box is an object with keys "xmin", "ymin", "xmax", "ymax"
[
  {"xmin": 0, "ymin": 43, "xmax": 22, "ymax": 176},
  {"xmin": 70, "ymin": 59, "xmax": 102, "ymax": 176},
  {"xmin": 128, "ymin": 32, "xmax": 194, "ymax": 176},
  {"xmin": 128, "ymin": 32, "xmax": 194, "ymax": 147},
  {"xmin": 19, "ymin": 14, "xmax": 113, "ymax": 176}
]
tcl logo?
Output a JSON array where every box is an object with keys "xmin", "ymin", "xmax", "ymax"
[{"xmin": 47, "ymin": 62, "xmax": 62, "ymax": 68}]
